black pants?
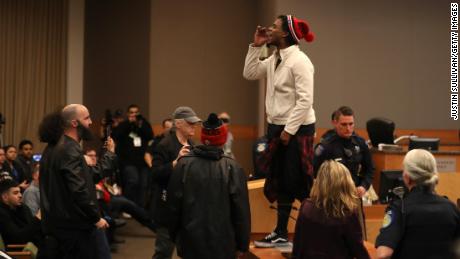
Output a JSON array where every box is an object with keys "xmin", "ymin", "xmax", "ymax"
[
  {"xmin": 110, "ymin": 195, "xmax": 156, "ymax": 231},
  {"xmin": 122, "ymin": 165, "xmax": 149, "ymax": 207},
  {"xmin": 274, "ymin": 193, "xmax": 295, "ymax": 237},
  {"xmin": 267, "ymin": 123, "xmax": 315, "ymax": 237},
  {"xmin": 51, "ymin": 228, "xmax": 98, "ymax": 259},
  {"xmin": 152, "ymin": 226, "xmax": 175, "ymax": 259}
]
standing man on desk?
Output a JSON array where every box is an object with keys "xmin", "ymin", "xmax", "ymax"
[
  {"xmin": 243, "ymin": 14, "xmax": 316, "ymax": 247},
  {"xmin": 313, "ymin": 106, "xmax": 374, "ymax": 238}
]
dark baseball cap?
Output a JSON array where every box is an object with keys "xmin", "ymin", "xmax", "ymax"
[{"xmin": 172, "ymin": 106, "xmax": 202, "ymax": 123}]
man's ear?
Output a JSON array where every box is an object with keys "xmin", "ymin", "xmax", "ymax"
[
  {"xmin": 281, "ymin": 31, "xmax": 289, "ymax": 38},
  {"xmin": 70, "ymin": 119, "xmax": 78, "ymax": 128},
  {"xmin": 0, "ymin": 192, "xmax": 7, "ymax": 203},
  {"xmin": 332, "ymin": 119, "xmax": 339, "ymax": 128}
]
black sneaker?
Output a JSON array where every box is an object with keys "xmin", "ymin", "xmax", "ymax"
[{"xmin": 254, "ymin": 232, "xmax": 289, "ymax": 248}]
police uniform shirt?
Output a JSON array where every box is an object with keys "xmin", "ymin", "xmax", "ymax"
[
  {"xmin": 313, "ymin": 132, "xmax": 374, "ymax": 189},
  {"xmin": 376, "ymin": 186, "xmax": 460, "ymax": 259}
]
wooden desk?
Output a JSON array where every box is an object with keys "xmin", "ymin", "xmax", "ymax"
[
  {"xmin": 314, "ymin": 128, "xmax": 460, "ymax": 145},
  {"xmin": 248, "ymin": 148, "xmax": 460, "ymax": 238},
  {"xmin": 371, "ymin": 149, "xmax": 460, "ymax": 201},
  {"xmin": 399, "ymin": 143, "xmax": 460, "ymax": 152},
  {"xmin": 248, "ymin": 180, "xmax": 387, "ymax": 235},
  {"xmin": 248, "ymin": 179, "xmax": 300, "ymax": 234}
]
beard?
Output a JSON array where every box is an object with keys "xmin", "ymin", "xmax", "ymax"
[{"xmin": 77, "ymin": 121, "xmax": 94, "ymax": 141}]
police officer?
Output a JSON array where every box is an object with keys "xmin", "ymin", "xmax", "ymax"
[
  {"xmin": 313, "ymin": 106, "xmax": 374, "ymax": 197},
  {"xmin": 375, "ymin": 149, "xmax": 460, "ymax": 259},
  {"xmin": 314, "ymin": 106, "xmax": 374, "ymax": 240}
]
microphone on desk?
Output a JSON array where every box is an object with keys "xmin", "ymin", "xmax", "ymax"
[
  {"xmin": 392, "ymin": 186, "xmax": 405, "ymax": 214},
  {"xmin": 392, "ymin": 186, "xmax": 405, "ymax": 199}
]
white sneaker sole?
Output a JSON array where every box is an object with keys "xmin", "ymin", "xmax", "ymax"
[
  {"xmin": 254, "ymin": 240, "xmax": 275, "ymax": 248},
  {"xmin": 273, "ymin": 241, "xmax": 290, "ymax": 247}
]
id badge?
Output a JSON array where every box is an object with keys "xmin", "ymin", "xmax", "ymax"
[{"xmin": 133, "ymin": 137, "xmax": 142, "ymax": 147}]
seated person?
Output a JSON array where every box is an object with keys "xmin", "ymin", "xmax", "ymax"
[
  {"xmin": 22, "ymin": 164, "xmax": 40, "ymax": 215},
  {"xmin": 0, "ymin": 148, "xmax": 9, "ymax": 175},
  {"xmin": 2, "ymin": 145, "xmax": 28, "ymax": 190},
  {"xmin": 85, "ymin": 149, "xmax": 156, "ymax": 233},
  {"xmin": 15, "ymin": 139, "xmax": 35, "ymax": 183},
  {"xmin": 0, "ymin": 177, "xmax": 42, "ymax": 247},
  {"xmin": 293, "ymin": 160, "xmax": 370, "ymax": 259},
  {"xmin": 376, "ymin": 149, "xmax": 460, "ymax": 259}
]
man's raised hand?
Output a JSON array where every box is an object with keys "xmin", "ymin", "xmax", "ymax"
[{"xmin": 253, "ymin": 26, "xmax": 268, "ymax": 47}]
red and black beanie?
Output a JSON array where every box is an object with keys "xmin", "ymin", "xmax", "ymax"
[
  {"xmin": 201, "ymin": 113, "xmax": 228, "ymax": 146},
  {"xmin": 287, "ymin": 15, "xmax": 314, "ymax": 43}
]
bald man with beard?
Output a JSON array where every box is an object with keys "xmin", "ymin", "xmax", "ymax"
[{"xmin": 39, "ymin": 104, "xmax": 117, "ymax": 258}]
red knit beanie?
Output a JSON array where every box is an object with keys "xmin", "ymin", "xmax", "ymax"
[
  {"xmin": 287, "ymin": 15, "xmax": 315, "ymax": 43},
  {"xmin": 201, "ymin": 113, "xmax": 228, "ymax": 146}
]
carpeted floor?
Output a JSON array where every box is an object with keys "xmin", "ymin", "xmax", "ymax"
[
  {"xmin": 110, "ymin": 219, "xmax": 375, "ymax": 259},
  {"xmin": 109, "ymin": 220, "xmax": 283, "ymax": 259},
  {"xmin": 110, "ymin": 219, "xmax": 179, "ymax": 259}
]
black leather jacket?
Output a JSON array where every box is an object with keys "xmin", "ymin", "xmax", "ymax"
[
  {"xmin": 150, "ymin": 129, "xmax": 193, "ymax": 225},
  {"xmin": 167, "ymin": 145, "xmax": 251, "ymax": 259},
  {"xmin": 39, "ymin": 135, "xmax": 116, "ymax": 232}
]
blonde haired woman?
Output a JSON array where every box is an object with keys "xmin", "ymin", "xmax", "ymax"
[{"xmin": 292, "ymin": 160, "xmax": 370, "ymax": 259}]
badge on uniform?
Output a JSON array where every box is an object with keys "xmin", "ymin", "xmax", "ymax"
[
  {"xmin": 129, "ymin": 132, "xmax": 142, "ymax": 147},
  {"xmin": 133, "ymin": 137, "xmax": 142, "ymax": 147},
  {"xmin": 257, "ymin": 143, "xmax": 266, "ymax": 153},
  {"xmin": 314, "ymin": 145, "xmax": 324, "ymax": 156},
  {"xmin": 382, "ymin": 210, "xmax": 393, "ymax": 228}
]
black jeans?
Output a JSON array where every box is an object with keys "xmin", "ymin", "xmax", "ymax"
[
  {"xmin": 266, "ymin": 123, "xmax": 314, "ymax": 197},
  {"xmin": 110, "ymin": 195, "xmax": 156, "ymax": 231},
  {"xmin": 95, "ymin": 229, "xmax": 111, "ymax": 259},
  {"xmin": 52, "ymin": 228, "xmax": 98, "ymax": 259},
  {"xmin": 267, "ymin": 123, "xmax": 315, "ymax": 237},
  {"xmin": 152, "ymin": 227, "xmax": 175, "ymax": 259},
  {"xmin": 122, "ymin": 165, "xmax": 149, "ymax": 207}
]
